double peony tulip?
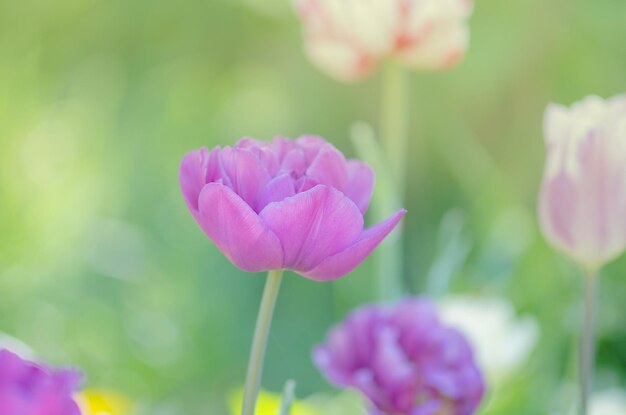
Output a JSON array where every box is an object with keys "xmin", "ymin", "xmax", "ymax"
[
  {"xmin": 539, "ymin": 94, "xmax": 626, "ymax": 271},
  {"xmin": 314, "ymin": 298, "xmax": 484, "ymax": 415},
  {"xmin": 295, "ymin": 0, "xmax": 474, "ymax": 81},
  {"xmin": 180, "ymin": 136, "xmax": 405, "ymax": 280},
  {"xmin": 0, "ymin": 349, "xmax": 83, "ymax": 415}
]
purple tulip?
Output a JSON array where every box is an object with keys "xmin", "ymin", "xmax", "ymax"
[
  {"xmin": 539, "ymin": 94, "xmax": 626, "ymax": 271},
  {"xmin": 314, "ymin": 298, "xmax": 484, "ymax": 415},
  {"xmin": 179, "ymin": 136, "xmax": 406, "ymax": 281},
  {"xmin": 0, "ymin": 349, "xmax": 83, "ymax": 415}
]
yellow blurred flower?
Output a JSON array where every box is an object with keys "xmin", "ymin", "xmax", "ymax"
[
  {"xmin": 228, "ymin": 388, "xmax": 321, "ymax": 415},
  {"xmin": 78, "ymin": 389, "xmax": 133, "ymax": 415}
]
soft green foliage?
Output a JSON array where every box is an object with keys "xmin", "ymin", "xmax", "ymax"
[{"xmin": 0, "ymin": 0, "xmax": 625, "ymax": 413}]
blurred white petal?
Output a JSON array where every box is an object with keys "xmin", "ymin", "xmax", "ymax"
[{"xmin": 439, "ymin": 296, "xmax": 540, "ymax": 380}]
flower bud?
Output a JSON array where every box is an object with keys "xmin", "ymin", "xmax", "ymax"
[{"xmin": 539, "ymin": 94, "xmax": 626, "ymax": 271}]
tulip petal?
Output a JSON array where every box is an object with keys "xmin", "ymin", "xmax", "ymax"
[
  {"xmin": 179, "ymin": 147, "xmax": 220, "ymax": 213},
  {"xmin": 296, "ymin": 135, "xmax": 330, "ymax": 163},
  {"xmin": 220, "ymin": 148, "xmax": 272, "ymax": 210},
  {"xmin": 297, "ymin": 0, "xmax": 379, "ymax": 82},
  {"xmin": 238, "ymin": 137, "xmax": 280, "ymax": 176},
  {"xmin": 197, "ymin": 183, "xmax": 283, "ymax": 272},
  {"xmin": 373, "ymin": 327, "xmax": 414, "ymax": 390},
  {"xmin": 306, "ymin": 143, "xmax": 349, "ymax": 191},
  {"xmin": 306, "ymin": 38, "xmax": 376, "ymax": 82},
  {"xmin": 314, "ymin": 305, "xmax": 383, "ymax": 384},
  {"xmin": 345, "ymin": 160, "xmax": 375, "ymax": 214},
  {"xmin": 257, "ymin": 174, "xmax": 296, "ymax": 212},
  {"xmin": 303, "ymin": 209, "xmax": 406, "ymax": 281},
  {"xmin": 0, "ymin": 350, "xmax": 83, "ymax": 415},
  {"xmin": 539, "ymin": 172, "xmax": 576, "ymax": 255},
  {"xmin": 279, "ymin": 147, "xmax": 307, "ymax": 176},
  {"xmin": 259, "ymin": 186, "xmax": 364, "ymax": 272},
  {"xmin": 579, "ymin": 135, "xmax": 626, "ymax": 262},
  {"xmin": 398, "ymin": 22, "xmax": 468, "ymax": 70},
  {"xmin": 543, "ymin": 103, "xmax": 572, "ymax": 146}
]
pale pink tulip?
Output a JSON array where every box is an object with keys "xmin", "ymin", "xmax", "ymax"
[{"xmin": 539, "ymin": 94, "xmax": 626, "ymax": 270}]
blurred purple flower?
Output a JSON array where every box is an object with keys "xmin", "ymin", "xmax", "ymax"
[
  {"xmin": 180, "ymin": 136, "xmax": 405, "ymax": 281},
  {"xmin": 539, "ymin": 94, "xmax": 626, "ymax": 271},
  {"xmin": 0, "ymin": 348, "xmax": 83, "ymax": 415},
  {"xmin": 314, "ymin": 298, "xmax": 484, "ymax": 415}
]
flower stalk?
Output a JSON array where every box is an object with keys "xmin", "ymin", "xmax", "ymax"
[
  {"xmin": 381, "ymin": 61, "xmax": 409, "ymax": 193},
  {"xmin": 377, "ymin": 61, "xmax": 409, "ymax": 300},
  {"xmin": 242, "ymin": 269, "xmax": 284, "ymax": 415},
  {"xmin": 279, "ymin": 380, "xmax": 296, "ymax": 415},
  {"xmin": 580, "ymin": 268, "xmax": 597, "ymax": 415}
]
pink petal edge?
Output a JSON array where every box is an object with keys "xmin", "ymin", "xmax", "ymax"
[
  {"xmin": 259, "ymin": 185, "xmax": 365, "ymax": 272},
  {"xmin": 302, "ymin": 209, "xmax": 407, "ymax": 281},
  {"xmin": 197, "ymin": 182, "xmax": 284, "ymax": 272}
]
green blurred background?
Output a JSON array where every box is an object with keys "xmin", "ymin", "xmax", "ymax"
[{"xmin": 0, "ymin": 0, "xmax": 625, "ymax": 413}]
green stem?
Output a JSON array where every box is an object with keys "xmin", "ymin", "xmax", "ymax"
[
  {"xmin": 279, "ymin": 379, "xmax": 296, "ymax": 415},
  {"xmin": 242, "ymin": 269, "xmax": 284, "ymax": 415},
  {"xmin": 377, "ymin": 61, "xmax": 409, "ymax": 300},
  {"xmin": 375, "ymin": 220, "xmax": 404, "ymax": 300},
  {"xmin": 380, "ymin": 61, "xmax": 409, "ymax": 193},
  {"xmin": 350, "ymin": 123, "xmax": 403, "ymax": 300},
  {"xmin": 579, "ymin": 268, "xmax": 597, "ymax": 415}
]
